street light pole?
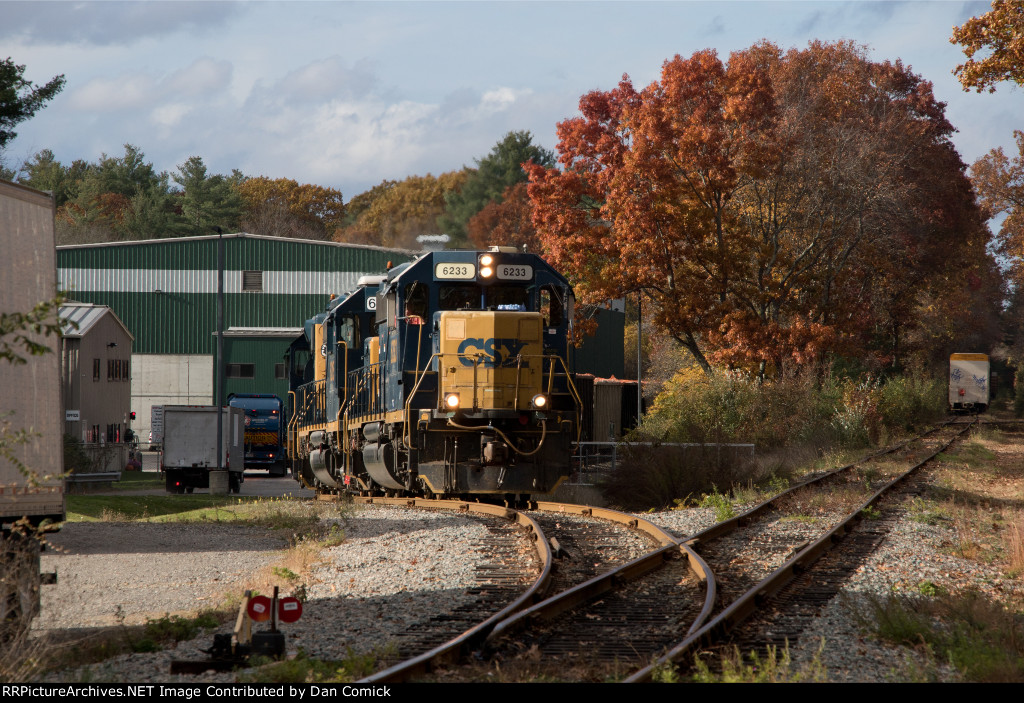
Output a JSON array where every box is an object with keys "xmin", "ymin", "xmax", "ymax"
[{"xmin": 215, "ymin": 226, "xmax": 224, "ymax": 472}]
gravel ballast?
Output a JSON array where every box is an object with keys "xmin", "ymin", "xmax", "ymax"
[{"xmin": 33, "ymin": 457, "xmax": 1024, "ymax": 682}]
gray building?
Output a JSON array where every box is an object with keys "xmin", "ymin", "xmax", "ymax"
[{"xmin": 59, "ymin": 303, "xmax": 134, "ymax": 444}]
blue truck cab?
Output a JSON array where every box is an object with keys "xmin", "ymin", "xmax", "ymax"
[{"xmin": 227, "ymin": 393, "xmax": 287, "ymax": 477}]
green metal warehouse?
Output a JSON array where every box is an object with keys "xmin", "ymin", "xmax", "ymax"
[{"xmin": 57, "ymin": 233, "xmax": 414, "ymax": 444}]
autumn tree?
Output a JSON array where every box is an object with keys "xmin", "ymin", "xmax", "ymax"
[
  {"xmin": 439, "ymin": 131, "xmax": 554, "ymax": 246},
  {"xmin": 951, "ymin": 0, "xmax": 1024, "ymax": 92},
  {"xmin": 0, "ymin": 58, "xmax": 64, "ymax": 153},
  {"xmin": 237, "ymin": 176, "xmax": 344, "ymax": 240},
  {"xmin": 528, "ymin": 41, "xmax": 991, "ymax": 376},
  {"xmin": 465, "ymin": 182, "xmax": 541, "ymax": 252},
  {"xmin": 338, "ymin": 171, "xmax": 469, "ymax": 249}
]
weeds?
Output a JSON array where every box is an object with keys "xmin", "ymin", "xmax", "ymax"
[
  {"xmin": 861, "ymin": 505, "xmax": 882, "ymax": 520},
  {"xmin": 691, "ymin": 641, "xmax": 827, "ymax": 682},
  {"xmin": 850, "ymin": 589, "xmax": 1024, "ymax": 682},
  {"xmin": 698, "ymin": 487, "xmax": 735, "ymax": 521},
  {"xmin": 242, "ymin": 648, "xmax": 387, "ymax": 683}
]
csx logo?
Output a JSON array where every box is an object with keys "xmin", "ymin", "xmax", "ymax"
[{"xmin": 457, "ymin": 338, "xmax": 529, "ymax": 367}]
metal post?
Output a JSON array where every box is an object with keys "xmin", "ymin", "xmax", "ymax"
[
  {"xmin": 636, "ymin": 290, "xmax": 642, "ymax": 420},
  {"xmin": 216, "ymin": 227, "xmax": 224, "ymax": 471}
]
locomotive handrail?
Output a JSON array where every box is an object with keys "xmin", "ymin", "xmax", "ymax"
[{"xmin": 286, "ymin": 390, "xmax": 298, "ymax": 461}]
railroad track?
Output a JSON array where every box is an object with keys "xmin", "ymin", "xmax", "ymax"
[
  {"xmin": 627, "ymin": 418, "xmax": 977, "ymax": 681},
  {"xmin": 346, "ymin": 498, "xmax": 707, "ymax": 682},
  {"xmin": 327, "ymin": 419, "xmax": 976, "ymax": 683}
]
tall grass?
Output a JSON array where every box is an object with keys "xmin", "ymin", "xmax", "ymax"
[
  {"xmin": 636, "ymin": 368, "xmax": 945, "ymax": 451},
  {"xmin": 604, "ymin": 368, "xmax": 945, "ymax": 510}
]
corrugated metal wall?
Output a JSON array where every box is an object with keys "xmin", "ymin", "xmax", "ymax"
[
  {"xmin": 57, "ymin": 234, "xmax": 414, "ymax": 355},
  {"xmin": 222, "ymin": 336, "xmax": 294, "ymax": 400}
]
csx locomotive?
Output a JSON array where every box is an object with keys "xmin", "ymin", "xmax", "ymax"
[{"xmin": 286, "ymin": 247, "xmax": 582, "ymax": 500}]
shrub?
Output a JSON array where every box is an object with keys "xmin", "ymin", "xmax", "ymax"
[{"xmin": 637, "ymin": 368, "xmax": 945, "ymax": 453}]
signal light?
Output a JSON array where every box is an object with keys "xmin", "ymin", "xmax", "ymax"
[
  {"xmin": 444, "ymin": 393, "xmax": 460, "ymax": 410},
  {"xmin": 531, "ymin": 394, "xmax": 548, "ymax": 409}
]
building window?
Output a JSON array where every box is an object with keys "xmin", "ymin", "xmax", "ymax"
[
  {"xmin": 274, "ymin": 362, "xmax": 287, "ymax": 380},
  {"xmin": 242, "ymin": 270, "xmax": 263, "ymax": 292},
  {"xmin": 93, "ymin": 358, "xmax": 100, "ymax": 381},
  {"xmin": 226, "ymin": 363, "xmax": 256, "ymax": 379},
  {"xmin": 107, "ymin": 359, "xmax": 129, "ymax": 381}
]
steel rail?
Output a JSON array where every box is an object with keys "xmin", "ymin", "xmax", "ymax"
[
  {"xmin": 350, "ymin": 496, "xmax": 552, "ymax": 683},
  {"xmin": 625, "ymin": 419, "xmax": 976, "ymax": 683},
  {"xmin": 681, "ymin": 418, "xmax": 954, "ymax": 547},
  {"xmin": 484, "ymin": 502, "xmax": 715, "ymax": 646}
]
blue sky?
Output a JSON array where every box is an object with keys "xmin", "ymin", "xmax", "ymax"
[{"xmin": 2, "ymin": 1, "xmax": 1021, "ymax": 200}]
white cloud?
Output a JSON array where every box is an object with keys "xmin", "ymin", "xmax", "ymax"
[
  {"xmin": 68, "ymin": 73, "xmax": 158, "ymax": 111},
  {"xmin": 164, "ymin": 58, "xmax": 232, "ymax": 98},
  {"xmin": 150, "ymin": 103, "xmax": 191, "ymax": 128}
]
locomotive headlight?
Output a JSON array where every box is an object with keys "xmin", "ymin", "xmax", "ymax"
[
  {"xmin": 444, "ymin": 393, "xmax": 461, "ymax": 410},
  {"xmin": 479, "ymin": 253, "xmax": 495, "ymax": 278},
  {"xmin": 531, "ymin": 394, "xmax": 548, "ymax": 409}
]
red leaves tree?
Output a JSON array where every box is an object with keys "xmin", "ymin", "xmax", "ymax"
[
  {"xmin": 528, "ymin": 41, "xmax": 993, "ymax": 375},
  {"xmin": 466, "ymin": 182, "xmax": 541, "ymax": 252}
]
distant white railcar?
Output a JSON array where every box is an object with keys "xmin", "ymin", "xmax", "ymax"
[{"xmin": 949, "ymin": 353, "xmax": 989, "ymax": 413}]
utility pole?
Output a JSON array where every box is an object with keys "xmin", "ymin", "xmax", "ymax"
[{"xmin": 215, "ymin": 226, "xmax": 224, "ymax": 472}]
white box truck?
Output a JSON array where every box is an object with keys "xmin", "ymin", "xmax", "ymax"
[
  {"xmin": 160, "ymin": 406, "xmax": 245, "ymax": 493},
  {"xmin": 949, "ymin": 353, "xmax": 989, "ymax": 413}
]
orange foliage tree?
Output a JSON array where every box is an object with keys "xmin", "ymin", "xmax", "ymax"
[
  {"xmin": 466, "ymin": 182, "xmax": 541, "ymax": 252},
  {"xmin": 951, "ymin": 0, "xmax": 1024, "ymax": 92},
  {"xmin": 336, "ymin": 171, "xmax": 468, "ymax": 249},
  {"xmin": 237, "ymin": 176, "xmax": 344, "ymax": 240},
  {"xmin": 528, "ymin": 41, "xmax": 994, "ymax": 375}
]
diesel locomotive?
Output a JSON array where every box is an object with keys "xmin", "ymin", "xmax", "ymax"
[{"xmin": 286, "ymin": 247, "xmax": 582, "ymax": 500}]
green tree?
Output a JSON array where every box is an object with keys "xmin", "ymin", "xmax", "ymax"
[
  {"xmin": 17, "ymin": 149, "xmax": 85, "ymax": 207},
  {"xmin": 0, "ymin": 58, "xmax": 65, "ymax": 152},
  {"xmin": 171, "ymin": 156, "xmax": 242, "ymax": 235},
  {"xmin": 439, "ymin": 131, "xmax": 555, "ymax": 246},
  {"xmin": 60, "ymin": 144, "xmax": 174, "ymax": 240}
]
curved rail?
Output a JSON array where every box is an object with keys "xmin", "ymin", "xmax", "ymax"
[
  {"xmin": 351, "ymin": 496, "xmax": 552, "ymax": 683},
  {"xmin": 484, "ymin": 502, "xmax": 716, "ymax": 645}
]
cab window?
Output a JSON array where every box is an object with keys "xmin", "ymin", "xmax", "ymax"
[
  {"xmin": 488, "ymin": 286, "xmax": 529, "ymax": 311},
  {"xmin": 404, "ymin": 282, "xmax": 428, "ymax": 321},
  {"xmin": 439, "ymin": 284, "xmax": 481, "ymax": 311},
  {"xmin": 539, "ymin": 285, "xmax": 563, "ymax": 327},
  {"xmin": 338, "ymin": 315, "xmax": 360, "ymax": 349}
]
